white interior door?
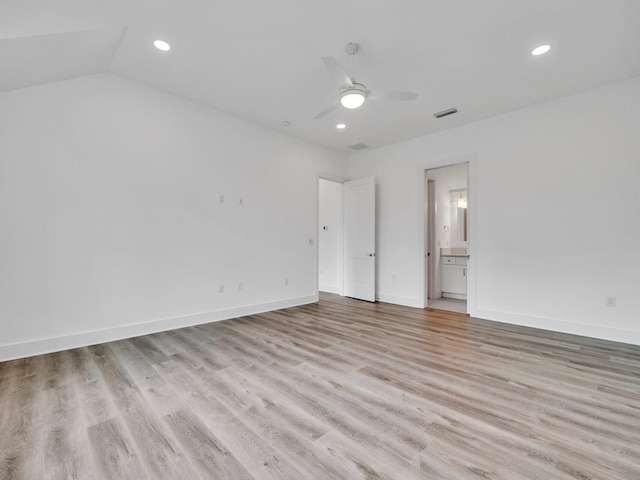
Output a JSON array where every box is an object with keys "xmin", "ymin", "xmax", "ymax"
[{"xmin": 344, "ymin": 176, "xmax": 376, "ymax": 302}]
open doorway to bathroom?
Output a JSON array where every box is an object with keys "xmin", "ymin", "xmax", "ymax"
[{"xmin": 425, "ymin": 163, "xmax": 469, "ymax": 314}]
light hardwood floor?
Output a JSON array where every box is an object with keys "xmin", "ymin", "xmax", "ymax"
[{"xmin": 1, "ymin": 293, "xmax": 639, "ymax": 479}]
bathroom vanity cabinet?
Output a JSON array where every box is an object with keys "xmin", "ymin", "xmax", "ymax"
[{"xmin": 441, "ymin": 255, "xmax": 467, "ymax": 299}]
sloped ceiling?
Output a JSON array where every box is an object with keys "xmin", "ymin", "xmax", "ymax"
[
  {"xmin": 0, "ymin": 0, "xmax": 125, "ymax": 91},
  {"xmin": 2, "ymin": 0, "xmax": 640, "ymax": 154}
]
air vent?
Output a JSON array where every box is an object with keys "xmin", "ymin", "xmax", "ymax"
[
  {"xmin": 348, "ymin": 142, "xmax": 370, "ymax": 151},
  {"xmin": 434, "ymin": 108, "xmax": 458, "ymax": 118}
]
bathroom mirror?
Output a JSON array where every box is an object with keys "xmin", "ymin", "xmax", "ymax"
[{"xmin": 450, "ymin": 189, "xmax": 467, "ymax": 245}]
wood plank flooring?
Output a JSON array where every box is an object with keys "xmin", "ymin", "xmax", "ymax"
[{"xmin": 1, "ymin": 293, "xmax": 639, "ymax": 479}]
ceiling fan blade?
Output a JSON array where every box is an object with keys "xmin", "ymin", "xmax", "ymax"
[
  {"xmin": 368, "ymin": 90, "xmax": 419, "ymax": 101},
  {"xmin": 321, "ymin": 57, "xmax": 353, "ymax": 87},
  {"xmin": 314, "ymin": 101, "xmax": 339, "ymax": 119}
]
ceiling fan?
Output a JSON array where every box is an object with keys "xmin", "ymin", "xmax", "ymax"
[{"xmin": 314, "ymin": 42, "xmax": 419, "ymax": 119}]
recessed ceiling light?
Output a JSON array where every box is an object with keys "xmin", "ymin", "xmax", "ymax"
[
  {"xmin": 154, "ymin": 40, "xmax": 171, "ymax": 51},
  {"xmin": 531, "ymin": 44, "xmax": 551, "ymax": 56},
  {"xmin": 281, "ymin": 121, "xmax": 290, "ymax": 127},
  {"xmin": 336, "ymin": 123, "xmax": 346, "ymax": 129}
]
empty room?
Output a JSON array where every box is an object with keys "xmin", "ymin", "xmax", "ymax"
[{"xmin": 1, "ymin": 0, "xmax": 639, "ymax": 478}]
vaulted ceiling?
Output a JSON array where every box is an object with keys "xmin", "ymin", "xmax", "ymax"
[{"xmin": 3, "ymin": 0, "xmax": 640, "ymax": 154}]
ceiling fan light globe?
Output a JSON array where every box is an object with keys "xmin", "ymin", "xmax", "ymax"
[{"xmin": 340, "ymin": 90, "xmax": 366, "ymax": 109}]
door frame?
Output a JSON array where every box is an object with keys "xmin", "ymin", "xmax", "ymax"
[
  {"xmin": 426, "ymin": 179, "xmax": 436, "ymax": 300},
  {"xmin": 315, "ymin": 174, "xmax": 347, "ymax": 300},
  {"xmin": 421, "ymin": 154, "xmax": 476, "ymax": 315}
]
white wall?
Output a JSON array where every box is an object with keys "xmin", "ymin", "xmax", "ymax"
[
  {"xmin": 318, "ymin": 179, "xmax": 343, "ymax": 294},
  {"xmin": 0, "ymin": 73, "xmax": 347, "ymax": 361},
  {"xmin": 348, "ymin": 76, "xmax": 640, "ymax": 345}
]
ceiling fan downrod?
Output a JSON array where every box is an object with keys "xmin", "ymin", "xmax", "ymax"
[{"xmin": 345, "ymin": 42, "xmax": 360, "ymax": 82}]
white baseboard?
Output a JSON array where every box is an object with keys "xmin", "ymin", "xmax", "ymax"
[
  {"xmin": 376, "ymin": 293, "xmax": 423, "ymax": 308},
  {"xmin": 472, "ymin": 307, "xmax": 640, "ymax": 346},
  {"xmin": 373, "ymin": 296, "xmax": 640, "ymax": 346},
  {"xmin": 8, "ymin": 296, "xmax": 635, "ymax": 362},
  {"xmin": 0, "ymin": 295, "xmax": 317, "ymax": 362}
]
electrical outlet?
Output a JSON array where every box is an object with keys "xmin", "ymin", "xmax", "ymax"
[
  {"xmin": 309, "ymin": 239, "xmax": 314, "ymax": 246},
  {"xmin": 238, "ymin": 197, "xmax": 244, "ymax": 205},
  {"xmin": 284, "ymin": 278, "xmax": 289, "ymax": 286},
  {"xmin": 219, "ymin": 195, "xmax": 225, "ymax": 204},
  {"xmin": 606, "ymin": 296, "xmax": 616, "ymax": 307},
  {"xmin": 219, "ymin": 284, "xmax": 224, "ymax": 294},
  {"xmin": 238, "ymin": 282, "xmax": 244, "ymax": 292}
]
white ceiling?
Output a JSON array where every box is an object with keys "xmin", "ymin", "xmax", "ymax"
[{"xmin": 3, "ymin": 0, "xmax": 640, "ymax": 154}]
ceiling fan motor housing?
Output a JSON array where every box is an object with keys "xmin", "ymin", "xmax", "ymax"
[{"xmin": 345, "ymin": 42, "xmax": 360, "ymax": 56}]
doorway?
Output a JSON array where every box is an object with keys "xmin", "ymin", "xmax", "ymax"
[
  {"xmin": 318, "ymin": 178, "xmax": 344, "ymax": 295},
  {"xmin": 425, "ymin": 163, "xmax": 469, "ymax": 314},
  {"xmin": 318, "ymin": 176, "xmax": 377, "ymax": 302}
]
